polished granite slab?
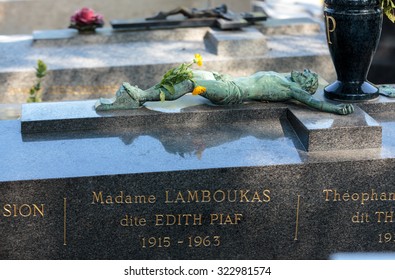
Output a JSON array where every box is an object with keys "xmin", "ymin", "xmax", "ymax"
[
  {"xmin": 0, "ymin": 115, "xmax": 302, "ymax": 182},
  {"xmin": 3, "ymin": 94, "xmax": 395, "ymax": 260},
  {"xmin": 3, "ymin": 94, "xmax": 395, "ymax": 182},
  {"xmin": 20, "ymin": 88, "xmax": 391, "ymax": 153},
  {"xmin": 2, "ymin": 106, "xmax": 395, "ymax": 260},
  {"xmin": 20, "ymin": 96, "xmax": 285, "ymax": 133}
]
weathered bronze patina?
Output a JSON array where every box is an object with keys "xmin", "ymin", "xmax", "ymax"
[{"xmin": 95, "ymin": 69, "xmax": 354, "ymax": 115}]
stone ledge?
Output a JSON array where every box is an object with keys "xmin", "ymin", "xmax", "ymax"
[
  {"xmin": 256, "ymin": 17, "xmax": 321, "ymax": 35},
  {"xmin": 20, "ymin": 99, "xmax": 286, "ymax": 134},
  {"xmin": 32, "ymin": 27, "xmax": 210, "ymax": 47},
  {"xmin": 20, "ymin": 92, "xmax": 385, "ymax": 153},
  {"xmin": 31, "ymin": 18, "xmax": 320, "ymax": 47},
  {"xmin": 357, "ymin": 94, "xmax": 395, "ymax": 114},
  {"xmin": 204, "ymin": 27, "xmax": 267, "ymax": 56},
  {"xmin": 287, "ymin": 106, "xmax": 382, "ymax": 152}
]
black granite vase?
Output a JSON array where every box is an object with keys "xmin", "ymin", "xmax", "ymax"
[{"xmin": 324, "ymin": 0, "xmax": 383, "ymax": 101}]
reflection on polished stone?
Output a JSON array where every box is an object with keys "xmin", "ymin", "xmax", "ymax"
[
  {"xmin": 1, "ymin": 116, "xmax": 302, "ymax": 182},
  {"xmin": 0, "ymin": 104, "xmax": 20, "ymax": 120}
]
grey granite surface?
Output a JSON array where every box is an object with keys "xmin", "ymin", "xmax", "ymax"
[
  {"xmin": 20, "ymin": 86, "xmax": 393, "ymax": 153},
  {"xmin": 0, "ymin": 104, "xmax": 20, "ymax": 120},
  {"xmin": 20, "ymin": 97, "xmax": 286, "ymax": 134},
  {"xmin": 0, "ymin": 28, "xmax": 334, "ymax": 104},
  {"xmin": 2, "ymin": 116, "xmax": 303, "ymax": 182},
  {"xmin": 32, "ymin": 27, "xmax": 210, "ymax": 47},
  {"xmin": 4, "ymin": 94, "xmax": 395, "ymax": 182},
  {"xmin": 1, "ymin": 159, "xmax": 395, "ymax": 260},
  {"xmin": 1, "ymin": 99, "xmax": 395, "ymax": 259},
  {"xmin": 257, "ymin": 17, "xmax": 321, "ymax": 35},
  {"xmin": 1, "ymin": 121, "xmax": 395, "ymax": 260},
  {"xmin": 204, "ymin": 27, "xmax": 267, "ymax": 56},
  {"xmin": 287, "ymin": 106, "xmax": 382, "ymax": 151}
]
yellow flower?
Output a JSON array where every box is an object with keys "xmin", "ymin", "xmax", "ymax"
[
  {"xmin": 192, "ymin": 86, "xmax": 206, "ymax": 95},
  {"xmin": 194, "ymin": 53, "xmax": 203, "ymax": 67}
]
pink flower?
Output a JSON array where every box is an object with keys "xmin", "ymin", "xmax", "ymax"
[{"xmin": 70, "ymin": 7, "xmax": 104, "ymax": 27}]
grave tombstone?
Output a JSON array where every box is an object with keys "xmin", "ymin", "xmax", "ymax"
[
  {"xmin": 1, "ymin": 78, "xmax": 395, "ymax": 259},
  {"xmin": 3, "ymin": 5, "xmax": 394, "ymax": 260}
]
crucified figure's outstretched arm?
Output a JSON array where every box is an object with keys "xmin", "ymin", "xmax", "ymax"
[{"xmin": 288, "ymin": 85, "xmax": 354, "ymax": 115}]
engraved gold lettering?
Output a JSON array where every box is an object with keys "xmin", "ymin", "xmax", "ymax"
[
  {"xmin": 201, "ymin": 190, "xmax": 211, "ymax": 202},
  {"xmin": 376, "ymin": 211, "xmax": 394, "ymax": 223},
  {"xmin": 210, "ymin": 213, "xmax": 243, "ymax": 225},
  {"xmin": 125, "ymin": 196, "xmax": 132, "ymax": 204},
  {"xmin": 155, "ymin": 214, "xmax": 203, "ymax": 226},
  {"xmin": 361, "ymin": 192, "xmax": 370, "ymax": 205},
  {"xmin": 323, "ymin": 189, "xmax": 332, "ymax": 201},
  {"xmin": 323, "ymin": 189, "xmax": 395, "ymax": 205},
  {"xmin": 167, "ymin": 214, "xmax": 179, "ymax": 226},
  {"xmin": 351, "ymin": 193, "xmax": 359, "ymax": 201},
  {"xmin": 187, "ymin": 191, "xmax": 199, "ymax": 202},
  {"xmin": 193, "ymin": 214, "xmax": 203, "ymax": 225},
  {"xmin": 147, "ymin": 195, "xmax": 156, "ymax": 203},
  {"xmin": 175, "ymin": 192, "xmax": 186, "ymax": 203},
  {"xmin": 33, "ymin": 204, "xmax": 45, "ymax": 217},
  {"xmin": 352, "ymin": 212, "xmax": 370, "ymax": 223},
  {"xmin": 141, "ymin": 237, "xmax": 171, "ymax": 248},
  {"xmin": 210, "ymin": 214, "xmax": 219, "ymax": 224},
  {"xmin": 92, "ymin": 191, "xmax": 104, "ymax": 204},
  {"xmin": 3, "ymin": 204, "xmax": 12, "ymax": 217},
  {"xmin": 92, "ymin": 191, "xmax": 156, "ymax": 205},
  {"xmin": 187, "ymin": 236, "xmax": 221, "ymax": 247},
  {"xmin": 164, "ymin": 189, "xmax": 271, "ymax": 204},
  {"xmin": 213, "ymin": 236, "xmax": 220, "ymax": 246},
  {"xmin": 263, "ymin": 190, "xmax": 271, "ymax": 202},
  {"xmin": 19, "ymin": 204, "xmax": 31, "ymax": 217},
  {"xmin": 251, "ymin": 191, "xmax": 262, "ymax": 203},
  {"xmin": 120, "ymin": 215, "xmax": 146, "ymax": 226},
  {"xmin": 2, "ymin": 204, "xmax": 44, "ymax": 218},
  {"xmin": 105, "ymin": 195, "xmax": 113, "ymax": 204},
  {"xmin": 213, "ymin": 190, "xmax": 226, "ymax": 202},
  {"xmin": 325, "ymin": 15, "xmax": 336, "ymax": 44},
  {"xmin": 115, "ymin": 192, "xmax": 124, "ymax": 203},
  {"xmin": 378, "ymin": 233, "xmax": 395, "ymax": 243},
  {"xmin": 228, "ymin": 190, "xmax": 237, "ymax": 202},
  {"xmin": 165, "ymin": 191, "xmax": 173, "ymax": 203},
  {"xmin": 239, "ymin": 190, "xmax": 250, "ymax": 202},
  {"xmin": 155, "ymin": 214, "xmax": 164, "ymax": 226},
  {"xmin": 134, "ymin": 195, "xmax": 147, "ymax": 204}
]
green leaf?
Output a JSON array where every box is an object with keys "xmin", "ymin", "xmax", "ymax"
[
  {"xmin": 34, "ymin": 83, "xmax": 41, "ymax": 91},
  {"xmin": 157, "ymin": 58, "xmax": 197, "ymax": 97},
  {"xmin": 163, "ymin": 69, "xmax": 173, "ymax": 79},
  {"xmin": 159, "ymin": 91, "xmax": 166, "ymax": 102},
  {"xmin": 382, "ymin": 0, "xmax": 395, "ymax": 22},
  {"xmin": 36, "ymin": 60, "xmax": 47, "ymax": 78},
  {"xmin": 163, "ymin": 84, "xmax": 175, "ymax": 95},
  {"xmin": 28, "ymin": 59, "xmax": 46, "ymax": 103},
  {"xmin": 384, "ymin": 7, "xmax": 395, "ymax": 23}
]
